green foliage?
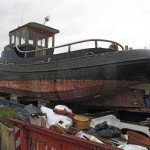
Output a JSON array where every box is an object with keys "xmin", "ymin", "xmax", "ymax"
[{"xmin": 0, "ymin": 107, "xmax": 20, "ymax": 127}]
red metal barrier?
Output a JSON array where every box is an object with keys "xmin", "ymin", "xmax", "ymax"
[{"xmin": 9, "ymin": 118, "xmax": 123, "ymax": 150}]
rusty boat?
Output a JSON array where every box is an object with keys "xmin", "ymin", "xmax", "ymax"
[{"xmin": 0, "ymin": 22, "xmax": 150, "ymax": 112}]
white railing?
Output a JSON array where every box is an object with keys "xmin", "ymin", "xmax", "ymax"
[{"xmin": 15, "ymin": 39, "xmax": 124, "ymax": 58}]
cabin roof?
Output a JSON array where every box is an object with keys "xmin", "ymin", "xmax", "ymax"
[{"xmin": 9, "ymin": 22, "xmax": 59, "ymax": 34}]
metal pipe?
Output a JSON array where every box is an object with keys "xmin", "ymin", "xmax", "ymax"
[{"xmin": 15, "ymin": 39, "xmax": 124, "ymax": 55}]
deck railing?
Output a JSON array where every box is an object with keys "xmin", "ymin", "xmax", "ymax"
[{"xmin": 15, "ymin": 39, "xmax": 124, "ymax": 58}]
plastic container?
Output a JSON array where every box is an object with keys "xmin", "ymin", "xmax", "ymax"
[{"xmin": 57, "ymin": 118, "xmax": 73, "ymax": 130}]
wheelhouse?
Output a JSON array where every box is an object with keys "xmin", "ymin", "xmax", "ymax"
[{"xmin": 9, "ymin": 22, "xmax": 59, "ymax": 57}]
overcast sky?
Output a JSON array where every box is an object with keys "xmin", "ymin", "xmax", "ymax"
[{"xmin": 0, "ymin": 0, "xmax": 150, "ymax": 53}]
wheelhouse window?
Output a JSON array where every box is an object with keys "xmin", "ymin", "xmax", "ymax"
[
  {"xmin": 28, "ymin": 29, "xmax": 34, "ymax": 45},
  {"xmin": 16, "ymin": 32, "xmax": 20, "ymax": 46},
  {"xmin": 48, "ymin": 37, "xmax": 52, "ymax": 47},
  {"xmin": 21, "ymin": 29, "xmax": 26, "ymax": 45},
  {"xmin": 37, "ymin": 33, "xmax": 46, "ymax": 47},
  {"xmin": 10, "ymin": 34, "xmax": 15, "ymax": 45}
]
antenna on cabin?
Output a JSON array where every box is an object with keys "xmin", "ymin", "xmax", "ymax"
[
  {"xmin": 21, "ymin": 11, "xmax": 24, "ymax": 25},
  {"xmin": 43, "ymin": 16, "xmax": 50, "ymax": 25}
]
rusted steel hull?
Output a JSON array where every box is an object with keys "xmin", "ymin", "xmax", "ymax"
[
  {"xmin": 82, "ymin": 86, "xmax": 148, "ymax": 112},
  {"xmin": 0, "ymin": 79, "xmax": 148, "ymax": 112},
  {"xmin": 0, "ymin": 80, "xmax": 141, "ymax": 101},
  {"xmin": 0, "ymin": 48, "xmax": 150, "ymax": 112}
]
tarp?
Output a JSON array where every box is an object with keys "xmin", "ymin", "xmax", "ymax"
[{"xmin": 15, "ymin": 104, "xmax": 43, "ymax": 122}]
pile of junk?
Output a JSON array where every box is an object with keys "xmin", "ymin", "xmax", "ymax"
[{"xmin": 15, "ymin": 104, "xmax": 150, "ymax": 150}]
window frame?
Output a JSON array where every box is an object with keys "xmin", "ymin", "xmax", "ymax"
[{"xmin": 9, "ymin": 27, "xmax": 27, "ymax": 47}]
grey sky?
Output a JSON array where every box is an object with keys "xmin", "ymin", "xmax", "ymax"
[{"xmin": 0, "ymin": 0, "xmax": 150, "ymax": 53}]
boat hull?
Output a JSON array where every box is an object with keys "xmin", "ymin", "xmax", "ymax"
[
  {"xmin": 0, "ymin": 79, "xmax": 139, "ymax": 100},
  {"xmin": 0, "ymin": 79, "xmax": 147, "ymax": 112},
  {"xmin": 0, "ymin": 49, "xmax": 150, "ymax": 111}
]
